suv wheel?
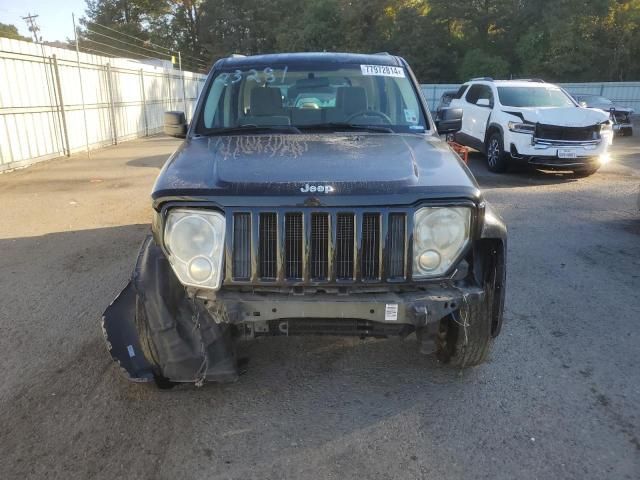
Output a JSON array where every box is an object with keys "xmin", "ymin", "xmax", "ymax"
[
  {"xmin": 486, "ymin": 132, "xmax": 508, "ymax": 173},
  {"xmin": 437, "ymin": 252, "xmax": 501, "ymax": 367}
]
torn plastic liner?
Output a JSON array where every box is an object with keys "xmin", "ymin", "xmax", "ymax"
[{"xmin": 101, "ymin": 236, "xmax": 238, "ymax": 384}]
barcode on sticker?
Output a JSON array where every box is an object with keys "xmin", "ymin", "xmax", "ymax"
[
  {"xmin": 385, "ymin": 304, "xmax": 398, "ymax": 321},
  {"xmin": 360, "ymin": 65, "xmax": 405, "ymax": 78}
]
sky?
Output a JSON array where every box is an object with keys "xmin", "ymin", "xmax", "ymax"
[{"xmin": 0, "ymin": 0, "xmax": 87, "ymax": 42}]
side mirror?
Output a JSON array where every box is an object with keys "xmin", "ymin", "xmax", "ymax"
[
  {"xmin": 436, "ymin": 108, "xmax": 463, "ymax": 135},
  {"xmin": 579, "ymin": 101, "xmax": 588, "ymax": 108},
  {"xmin": 476, "ymin": 98, "xmax": 491, "ymax": 107},
  {"xmin": 164, "ymin": 111, "xmax": 187, "ymax": 138}
]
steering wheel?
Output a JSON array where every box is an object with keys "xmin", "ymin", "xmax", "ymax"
[{"xmin": 345, "ymin": 110, "xmax": 393, "ymax": 124}]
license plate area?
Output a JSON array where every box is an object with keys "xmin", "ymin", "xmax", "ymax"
[{"xmin": 557, "ymin": 149, "xmax": 577, "ymax": 159}]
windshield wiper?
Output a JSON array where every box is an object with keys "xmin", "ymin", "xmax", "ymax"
[
  {"xmin": 199, "ymin": 125, "xmax": 301, "ymax": 136},
  {"xmin": 299, "ymin": 122, "xmax": 395, "ymax": 133}
]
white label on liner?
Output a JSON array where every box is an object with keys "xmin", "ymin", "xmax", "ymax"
[
  {"xmin": 385, "ymin": 304, "xmax": 399, "ymax": 321},
  {"xmin": 360, "ymin": 64, "xmax": 405, "ymax": 77},
  {"xmin": 127, "ymin": 345, "xmax": 136, "ymax": 358}
]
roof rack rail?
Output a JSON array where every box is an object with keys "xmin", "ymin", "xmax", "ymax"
[
  {"xmin": 374, "ymin": 52, "xmax": 392, "ymax": 55},
  {"xmin": 470, "ymin": 77, "xmax": 494, "ymax": 82}
]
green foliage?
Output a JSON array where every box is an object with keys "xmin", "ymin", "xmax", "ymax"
[
  {"xmin": 78, "ymin": 0, "xmax": 640, "ymax": 81},
  {"xmin": 459, "ymin": 49, "xmax": 509, "ymax": 80},
  {"xmin": 0, "ymin": 23, "xmax": 32, "ymax": 42}
]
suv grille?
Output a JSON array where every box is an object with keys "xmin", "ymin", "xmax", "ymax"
[
  {"xmin": 535, "ymin": 123, "xmax": 598, "ymax": 142},
  {"xmin": 227, "ymin": 209, "xmax": 411, "ymax": 285}
]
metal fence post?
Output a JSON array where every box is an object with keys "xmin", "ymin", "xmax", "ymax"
[
  {"xmin": 179, "ymin": 51, "xmax": 187, "ymax": 116},
  {"xmin": 72, "ymin": 13, "xmax": 91, "ymax": 159},
  {"xmin": 167, "ymin": 71, "xmax": 173, "ymax": 111},
  {"xmin": 139, "ymin": 68, "xmax": 148, "ymax": 136},
  {"xmin": 51, "ymin": 54, "xmax": 70, "ymax": 157},
  {"xmin": 105, "ymin": 63, "xmax": 118, "ymax": 145}
]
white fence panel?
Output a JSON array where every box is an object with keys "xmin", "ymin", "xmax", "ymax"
[{"xmin": 0, "ymin": 37, "xmax": 207, "ymax": 172}]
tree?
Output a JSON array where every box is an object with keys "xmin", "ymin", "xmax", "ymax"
[{"xmin": 0, "ymin": 23, "xmax": 32, "ymax": 42}]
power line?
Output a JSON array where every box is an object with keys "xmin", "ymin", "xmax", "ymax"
[
  {"xmin": 85, "ymin": 27, "xmax": 174, "ymax": 61},
  {"xmin": 89, "ymin": 21, "xmax": 174, "ymax": 53},
  {"xmin": 88, "ymin": 21, "xmax": 211, "ymax": 66},
  {"xmin": 81, "ymin": 37, "xmax": 168, "ymax": 61},
  {"xmin": 78, "ymin": 42, "xmax": 207, "ymax": 72}
]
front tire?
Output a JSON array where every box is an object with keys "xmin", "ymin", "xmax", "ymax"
[
  {"xmin": 437, "ymin": 246, "xmax": 503, "ymax": 367},
  {"xmin": 486, "ymin": 132, "xmax": 508, "ymax": 173}
]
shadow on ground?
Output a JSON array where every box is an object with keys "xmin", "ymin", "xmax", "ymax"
[{"xmin": 0, "ymin": 224, "xmax": 470, "ymax": 479}]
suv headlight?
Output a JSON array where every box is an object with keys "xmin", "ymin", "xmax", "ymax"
[
  {"xmin": 507, "ymin": 121, "xmax": 535, "ymax": 134},
  {"xmin": 599, "ymin": 121, "xmax": 613, "ymax": 133},
  {"xmin": 413, "ymin": 207, "xmax": 471, "ymax": 278},
  {"xmin": 164, "ymin": 209, "xmax": 225, "ymax": 290}
]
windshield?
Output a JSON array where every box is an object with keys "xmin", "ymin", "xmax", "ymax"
[
  {"xmin": 497, "ymin": 86, "xmax": 576, "ymax": 108},
  {"xmin": 196, "ymin": 64, "xmax": 428, "ymax": 134}
]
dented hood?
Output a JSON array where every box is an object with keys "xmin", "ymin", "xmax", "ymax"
[
  {"xmin": 152, "ymin": 133, "xmax": 479, "ymax": 206},
  {"xmin": 503, "ymin": 106, "xmax": 610, "ymax": 127}
]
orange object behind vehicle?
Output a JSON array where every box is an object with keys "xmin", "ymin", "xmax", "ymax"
[{"xmin": 447, "ymin": 141, "xmax": 469, "ymax": 164}]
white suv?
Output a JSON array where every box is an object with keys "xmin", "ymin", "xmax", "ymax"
[{"xmin": 449, "ymin": 78, "xmax": 613, "ymax": 176}]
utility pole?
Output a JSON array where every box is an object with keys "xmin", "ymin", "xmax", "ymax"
[
  {"xmin": 21, "ymin": 13, "xmax": 42, "ymax": 43},
  {"xmin": 73, "ymin": 13, "xmax": 91, "ymax": 159}
]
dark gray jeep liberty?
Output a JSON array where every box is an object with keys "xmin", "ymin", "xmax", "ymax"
[{"xmin": 102, "ymin": 52, "xmax": 507, "ymax": 387}]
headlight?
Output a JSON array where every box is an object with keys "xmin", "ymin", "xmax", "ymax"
[
  {"xmin": 599, "ymin": 121, "xmax": 613, "ymax": 133},
  {"xmin": 413, "ymin": 207, "xmax": 471, "ymax": 278},
  {"xmin": 164, "ymin": 209, "xmax": 225, "ymax": 290},
  {"xmin": 507, "ymin": 121, "xmax": 535, "ymax": 134}
]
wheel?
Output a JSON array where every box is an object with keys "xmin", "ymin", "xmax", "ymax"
[
  {"xmin": 437, "ymin": 248, "xmax": 502, "ymax": 367},
  {"xmin": 622, "ymin": 127, "xmax": 633, "ymax": 137},
  {"xmin": 486, "ymin": 132, "xmax": 508, "ymax": 173},
  {"xmin": 572, "ymin": 165, "xmax": 600, "ymax": 177}
]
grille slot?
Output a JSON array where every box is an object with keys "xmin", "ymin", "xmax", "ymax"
[
  {"xmin": 232, "ymin": 213, "xmax": 251, "ymax": 280},
  {"xmin": 388, "ymin": 213, "xmax": 405, "ymax": 279},
  {"xmin": 335, "ymin": 213, "xmax": 355, "ymax": 279},
  {"xmin": 285, "ymin": 213, "xmax": 303, "ymax": 279},
  {"xmin": 361, "ymin": 213, "xmax": 380, "ymax": 280},
  {"xmin": 310, "ymin": 213, "xmax": 329, "ymax": 279},
  {"xmin": 259, "ymin": 213, "xmax": 277, "ymax": 279}
]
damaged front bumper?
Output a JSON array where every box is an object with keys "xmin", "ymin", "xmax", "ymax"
[{"xmin": 102, "ymin": 236, "xmax": 486, "ymax": 384}]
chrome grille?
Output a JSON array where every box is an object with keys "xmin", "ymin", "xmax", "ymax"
[{"xmin": 231, "ymin": 209, "xmax": 408, "ymax": 284}]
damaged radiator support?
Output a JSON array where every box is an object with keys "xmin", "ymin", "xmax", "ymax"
[{"xmin": 241, "ymin": 318, "xmax": 415, "ymax": 339}]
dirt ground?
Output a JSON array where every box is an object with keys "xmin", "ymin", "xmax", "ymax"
[{"xmin": 0, "ymin": 133, "xmax": 638, "ymax": 479}]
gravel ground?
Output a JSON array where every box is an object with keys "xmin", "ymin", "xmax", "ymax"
[{"xmin": 0, "ymin": 133, "xmax": 638, "ymax": 480}]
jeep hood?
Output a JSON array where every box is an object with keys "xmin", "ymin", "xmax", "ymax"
[
  {"xmin": 151, "ymin": 133, "xmax": 480, "ymax": 207},
  {"xmin": 503, "ymin": 106, "xmax": 610, "ymax": 126}
]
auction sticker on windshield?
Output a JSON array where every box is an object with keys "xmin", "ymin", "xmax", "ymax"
[{"xmin": 361, "ymin": 65, "xmax": 405, "ymax": 77}]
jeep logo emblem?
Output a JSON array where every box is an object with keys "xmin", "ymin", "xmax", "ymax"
[{"xmin": 300, "ymin": 184, "xmax": 334, "ymax": 193}]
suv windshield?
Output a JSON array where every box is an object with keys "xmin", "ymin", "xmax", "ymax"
[
  {"xmin": 197, "ymin": 64, "xmax": 428, "ymax": 134},
  {"xmin": 497, "ymin": 86, "xmax": 576, "ymax": 108}
]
